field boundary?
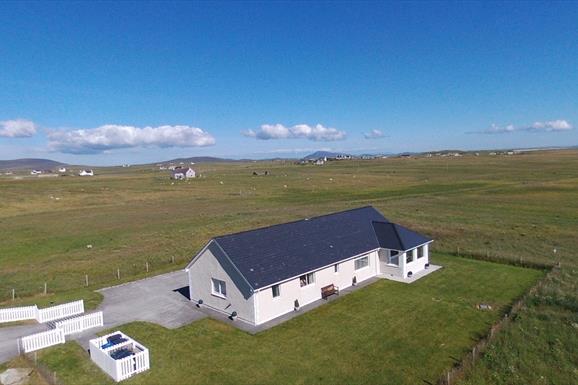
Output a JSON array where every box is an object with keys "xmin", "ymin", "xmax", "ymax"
[{"xmin": 434, "ymin": 251, "xmax": 556, "ymax": 385}]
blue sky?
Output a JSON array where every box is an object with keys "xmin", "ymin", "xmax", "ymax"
[{"xmin": 1, "ymin": 1, "xmax": 577, "ymax": 165}]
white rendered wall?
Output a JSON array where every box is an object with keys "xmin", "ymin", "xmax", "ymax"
[
  {"xmin": 254, "ymin": 250, "xmax": 379, "ymax": 325},
  {"xmin": 402, "ymin": 243, "xmax": 430, "ymax": 278},
  {"xmin": 188, "ymin": 243, "xmax": 255, "ymax": 324}
]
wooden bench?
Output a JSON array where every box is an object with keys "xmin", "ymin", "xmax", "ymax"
[{"xmin": 321, "ymin": 284, "xmax": 339, "ymax": 300}]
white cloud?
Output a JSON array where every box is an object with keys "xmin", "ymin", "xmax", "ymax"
[
  {"xmin": 528, "ymin": 120, "xmax": 572, "ymax": 132},
  {"xmin": 0, "ymin": 119, "xmax": 37, "ymax": 137},
  {"xmin": 471, "ymin": 120, "xmax": 572, "ymax": 134},
  {"xmin": 243, "ymin": 123, "xmax": 346, "ymax": 141},
  {"xmin": 48, "ymin": 124, "xmax": 216, "ymax": 154},
  {"xmin": 364, "ymin": 129, "xmax": 385, "ymax": 139}
]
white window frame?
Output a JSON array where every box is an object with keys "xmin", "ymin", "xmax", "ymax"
[
  {"xmin": 299, "ymin": 272, "xmax": 315, "ymax": 287},
  {"xmin": 354, "ymin": 256, "xmax": 369, "ymax": 270},
  {"xmin": 406, "ymin": 249, "xmax": 414, "ymax": 264},
  {"xmin": 211, "ymin": 278, "xmax": 227, "ymax": 298},
  {"xmin": 272, "ymin": 284, "xmax": 280, "ymax": 298},
  {"xmin": 417, "ymin": 246, "xmax": 425, "ymax": 258},
  {"xmin": 387, "ymin": 250, "xmax": 399, "ymax": 266}
]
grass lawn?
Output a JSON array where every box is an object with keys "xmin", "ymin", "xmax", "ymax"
[{"xmin": 31, "ymin": 254, "xmax": 543, "ymax": 385}]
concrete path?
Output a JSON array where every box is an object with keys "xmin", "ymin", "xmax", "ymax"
[
  {"xmin": 0, "ymin": 323, "xmax": 46, "ymax": 364},
  {"xmin": 0, "ymin": 270, "xmax": 205, "ymax": 363}
]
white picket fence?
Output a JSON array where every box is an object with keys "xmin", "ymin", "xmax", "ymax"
[
  {"xmin": 52, "ymin": 311, "xmax": 103, "ymax": 336},
  {"xmin": 37, "ymin": 300, "xmax": 84, "ymax": 323},
  {"xmin": 0, "ymin": 305, "xmax": 38, "ymax": 323},
  {"xmin": 90, "ymin": 331, "xmax": 150, "ymax": 382},
  {"xmin": 20, "ymin": 328, "xmax": 65, "ymax": 353},
  {"xmin": 1, "ymin": 300, "xmax": 85, "ymax": 324}
]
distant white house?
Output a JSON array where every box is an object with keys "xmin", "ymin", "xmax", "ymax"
[
  {"xmin": 79, "ymin": 169, "xmax": 94, "ymax": 176},
  {"xmin": 30, "ymin": 170, "xmax": 42, "ymax": 175},
  {"xmin": 171, "ymin": 167, "xmax": 196, "ymax": 180},
  {"xmin": 185, "ymin": 206, "xmax": 435, "ymax": 326},
  {"xmin": 58, "ymin": 167, "xmax": 67, "ymax": 173},
  {"xmin": 314, "ymin": 157, "xmax": 326, "ymax": 165}
]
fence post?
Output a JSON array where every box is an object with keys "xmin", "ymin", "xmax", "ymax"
[
  {"xmin": 12, "ymin": 288, "xmax": 15, "ymax": 301},
  {"xmin": 146, "ymin": 262, "xmax": 149, "ymax": 273},
  {"xmin": 43, "ymin": 282, "xmax": 47, "ymax": 296},
  {"xmin": 447, "ymin": 371, "xmax": 450, "ymax": 385},
  {"xmin": 117, "ymin": 268, "xmax": 120, "ymax": 280},
  {"xmin": 85, "ymin": 274, "xmax": 89, "ymax": 287},
  {"xmin": 171, "ymin": 256, "xmax": 175, "ymax": 264}
]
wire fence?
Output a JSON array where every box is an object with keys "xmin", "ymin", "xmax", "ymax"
[
  {"xmin": 20, "ymin": 352, "xmax": 64, "ymax": 385},
  {"xmin": 0, "ymin": 253, "xmax": 187, "ymax": 303},
  {"xmin": 435, "ymin": 262, "xmax": 558, "ymax": 385}
]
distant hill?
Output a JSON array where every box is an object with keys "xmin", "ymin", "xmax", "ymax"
[
  {"xmin": 159, "ymin": 156, "xmax": 246, "ymax": 164},
  {"xmin": 0, "ymin": 158, "xmax": 66, "ymax": 170},
  {"xmin": 302, "ymin": 151, "xmax": 352, "ymax": 160}
]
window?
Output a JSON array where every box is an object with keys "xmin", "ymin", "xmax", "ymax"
[
  {"xmin": 299, "ymin": 272, "xmax": 315, "ymax": 287},
  {"xmin": 354, "ymin": 256, "xmax": 369, "ymax": 270},
  {"xmin": 417, "ymin": 246, "xmax": 424, "ymax": 258},
  {"xmin": 406, "ymin": 249, "xmax": 414, "ymax": 263},
  {"xmin": 334, "ymin": 263, "xmax": 339, "ymax": 273},
  {"xmin": 388, "ymin": 250, "xmax": 399, "ymax": 266},
  {"xmin": 272, "ymin": 284, "xmax": 280, "ymax": 298},
  {"xmin": 211, "ymin": 278, "xmax": 226, "ymax": 297}
]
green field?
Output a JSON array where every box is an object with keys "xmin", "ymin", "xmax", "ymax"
[
  {"xmin": 1, "ymin": 150, "xmax": 577, "ymax": 384},
  {"xmin": 32, "ymin": 255, "xmax": 541, "ymax": 385}
]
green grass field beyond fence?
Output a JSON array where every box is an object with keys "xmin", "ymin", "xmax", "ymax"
[{"xmin": 1, "ymin": 150, "xmax": 577, "ymax": 384}]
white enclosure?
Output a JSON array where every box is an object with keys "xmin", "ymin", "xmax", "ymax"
[
  {"xmin": 37, "ymin": 300, "xmax": 84, "ymax": 323},
  {"xmin": 89, "ymin": 331, "xmax": 150, "ymax": 382},
  {"xmin": 52, "ymin": 311, "xmax": 103, "ymax": 336},
  {"xmin": 20, "ymin": 328, "xmax": 65, "ymax": 353},
  {"xmin": 0, "ymin": 305, "xmax": 38, "ymax": 323}
]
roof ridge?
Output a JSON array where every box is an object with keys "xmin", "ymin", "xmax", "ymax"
[
  {"xmin": 390, "ymin": 222, "xmax": 405, "ymax": 250},
  {"xmin": 214, "ymin": 206, "xmax": 377, "ymax": 240}
]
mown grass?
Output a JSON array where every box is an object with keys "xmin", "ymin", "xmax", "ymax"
[
  {"xmin": 1, "ymin": 150, "xmax": 577, "ymax": 384},
  {"xmin": 32, "ymin": 254, "xmax": 542, "ymax": 385}
]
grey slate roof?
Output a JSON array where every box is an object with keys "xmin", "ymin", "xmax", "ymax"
[
  {"xmin": 211, "ymin": 206, "xmax": 432, "ymax": 290},
  {"xmin": 371, "ymin": 221, "xmax": 432, "ymax": 251}
]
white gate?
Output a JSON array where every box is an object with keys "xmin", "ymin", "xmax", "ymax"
[
  {"xmin": 20, "ymin": 328, "xmax": 65, "ymax": 353},
  {"xmin": 53, "ymin": 311, "xmax": 103, "ymax": 336},
  {"xmin": 37, "ymin": 300, "xmax": 84, "ymax": 323},
  {"xmin": 0, "ymin": 305, "xmax": 38, "ymax": 323}
]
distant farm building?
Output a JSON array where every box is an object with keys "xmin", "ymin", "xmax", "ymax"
[
  {"xmin": 171, "ymin": 167, "xmax": 196, "ymax": 180},
  {"xmin": 79, "ymin": 169, "xmax": 94, "ymax": 176},
  {"xmin": 58, "ymin": 167, "xmax": 67, "ymax": 173}
]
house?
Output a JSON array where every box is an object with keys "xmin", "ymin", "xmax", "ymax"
[
  {"xmin": 185, "ymin": 206, "xmax": 434, "ymax": 326},
  {"xmin": 30, "ymin": 170, "xmax": 42, "ymax": 175},
  {"xmin": 58, "ymin": 167, "xmax": 67, "ymax": 173},
  {"xmin": 171, "ymin": 167, "xmax": 196, "ymax": 180},
  {"xmin": 79, "ymin": 169, "xmax": 94, "ymax": 176},
  {"xmin": 314, "ymin": 157, "xmax": 326, "ymax": 165}
]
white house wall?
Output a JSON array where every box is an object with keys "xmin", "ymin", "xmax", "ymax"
[
  {"xmin": 187, "ymin": 242, "xmax": 255, "ymax": 324},
  {"xmin": 254, "ymin": 250, "xmax": 379, "ymax": 325},
  {"xmin": 402, "ymin": 243, "xmax": 430, "ymax": 278}
]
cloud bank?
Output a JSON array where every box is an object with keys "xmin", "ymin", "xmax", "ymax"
[
  {"xmin": 0, "ymin": 119, "xmax": 37, "ymax": 137},
  {"xmin": 243, "ymin": 123, "xmax": 346, "ymax": 141},
  {"xmin": 472, "ymin": 120, "xmax": 573, "ymax": 134},
  {"xmin": 48, "ymin": 124, "xmax": 216, "ymax": 154},
  {"xmin": 364, "ymin": 129, "xmax": 385, "ymax": 139}
]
